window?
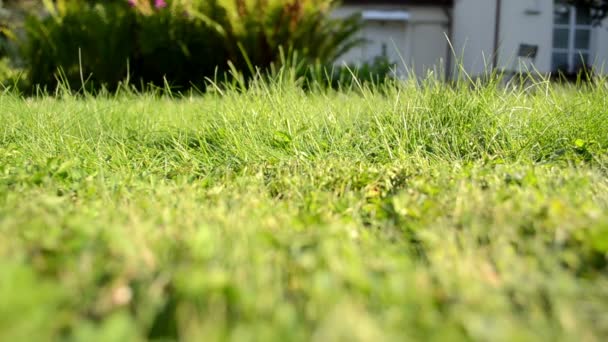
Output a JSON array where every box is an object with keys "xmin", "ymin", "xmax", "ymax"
[{"xmin": 552, "ymin": 2, "xmax": 592, "ymax": 73}]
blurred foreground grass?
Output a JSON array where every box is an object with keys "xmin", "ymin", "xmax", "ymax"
[{"xmin": 1, "ymin": 78, "xmax": 607, "ymax": 341}]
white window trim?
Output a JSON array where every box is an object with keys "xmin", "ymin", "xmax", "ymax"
[
  {"xmin": 361, "ymin": 10, "xmax": 410, "ymax": 22},
  {"xmin": 552, "ymin": 5, "xmax": 592, "ymax": 73}
]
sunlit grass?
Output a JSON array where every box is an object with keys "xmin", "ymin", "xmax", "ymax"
[{"xmin": 1, "ymin": 75, "xmax": 607, "ymax": 341}]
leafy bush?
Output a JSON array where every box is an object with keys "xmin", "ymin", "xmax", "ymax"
[
  {"xmin": 21, "ymin": 0, "xmax": 362, "ymax": 91},
  {"xmin": 0, "ymin": 0, "xmax": 25, "ymax": 87},
  {"xmin": 0, "ymin": 0, "xmax": 15, "ymax": 60},
  {"xmin": 318, "ymin": 56, "xmax": 397, "ymax": 89},
  {"xmin": 23, "ymin": 1, "xmax": 227, "ymax": 90},
  {"xmin": 23, "ymin": 2, "xmax": 135, "ymax": 90}
]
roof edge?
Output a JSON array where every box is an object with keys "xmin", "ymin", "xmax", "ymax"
[{"xmin": 342, "ymin": 0, "xmax": 453, "ymax": 6}]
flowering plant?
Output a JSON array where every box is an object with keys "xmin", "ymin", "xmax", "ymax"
[{"xmin": 127, "ymin": 0, "xmax": 167, "ymax": 15}]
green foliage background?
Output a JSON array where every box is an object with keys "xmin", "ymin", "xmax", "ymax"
[{"xmin": 21, "ymin": 0, "xmax": 363, "ymax": 91}]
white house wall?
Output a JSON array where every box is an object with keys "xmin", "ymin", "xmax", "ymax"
[
  {"xmin": 592, "ymin": 18, "xmax": 608, "ymax": 73},
  {"xmin": 452, "ymin": 0, "xmax": 555, "ymax": 74},
  {"xmin": 451, "ymin": 0, "xmax": 497, "ymax": 76},
  {"xmin": 410, "ymin": 22, "xmax": 450, "ymax": 77},
  {"xmin": 333, "ymin": 5, "xmax": 449, "ymax": 78},
  {"xmin": 453, "ymin": 0, "xmax": 608, "ymax": 76},
  {"xmin": 496, "ymin": 0, "xmax": 553, "ymax": 73},
  {"xmin": 335, "ymin": 1, "xmax": 608, "ymax": 79}
]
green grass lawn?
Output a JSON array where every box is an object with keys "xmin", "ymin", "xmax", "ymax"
[{"xmin": 1, "ymin": 79, "xmax": 607, "ymax": 341}]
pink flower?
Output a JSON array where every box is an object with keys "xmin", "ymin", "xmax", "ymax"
[
  {"xmin": 127, "ymin": 0, "xmax": 137, "ymax": 6},
  {"xmin": 154, "ymin": 0, "xmax": 167, "ymax": 8}
]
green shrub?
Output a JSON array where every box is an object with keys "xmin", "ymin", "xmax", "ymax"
[
  {"xmin": 305, "ymin": 56, "xmax": 396, "ymax": 90},
  {"xmin": 0, "ymin": 0, "xmax": 24, "ymax": 87},
  {"xmin": 21, "ymin": 0, "xmax": 362, "ymax": 91},
  {"xmin": 23, "ymin": 2, "xmax": 135, "ymax": 90}
]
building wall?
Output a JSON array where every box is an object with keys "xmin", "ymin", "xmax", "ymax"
[
  {"xmin": 451, "ymin": 0, "xmax": 497, "ymax": 76},
  {"xmin": 333, "ymin": 5, "xmax": 449, "ymax": 78},
  {"xmin": 335, "ymin": 1, "xmax": 608, "ymax": 79},
  {"xmin": 454, "ymin": 0, "xmax": 608, "ymax": 75},
  {"xmin": 410, "ymin": 21, "xmax": 449, "ymax": 77},
  {"xmin": 591, "ymin": 18, "xmax": 608, "ymax": 73},
  {"xmin": 496, "ymin": 0, "xmax": 553, "ymax": 73}
]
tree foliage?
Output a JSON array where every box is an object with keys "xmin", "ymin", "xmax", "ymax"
[{"xmin": 21, "ymin": 0, "xmax": 363, "ymax": 91}]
